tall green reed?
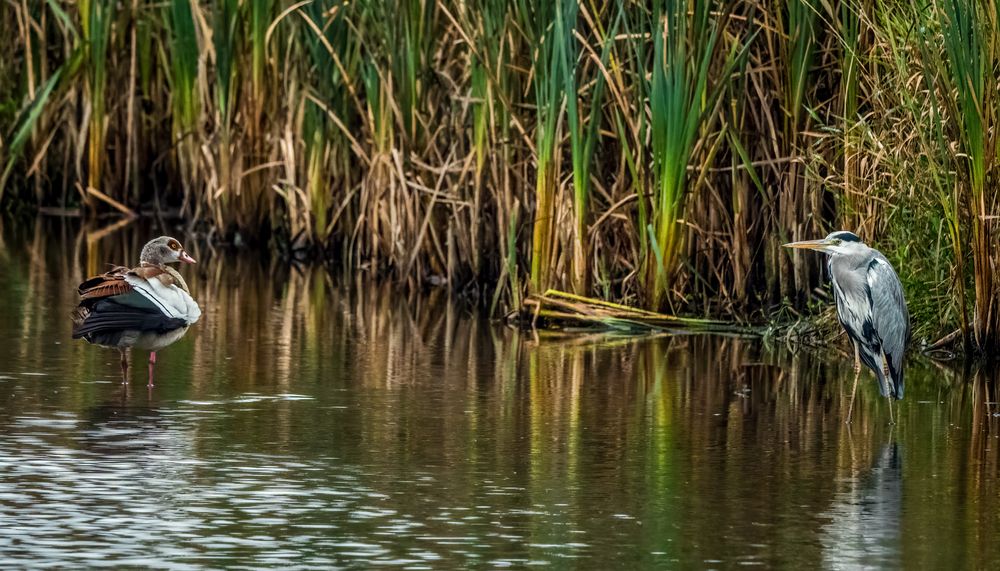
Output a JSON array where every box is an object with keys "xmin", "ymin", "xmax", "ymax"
[
  {"xmin": 899, "ymin": 4, "xmax": 968, "ymax": 342},
  {"xmin": 212, "ymin": 0, "xmax": 239, "ymax": 227},
  {"xmin": 935, "ymin": 0, "xmax": 1000, "ymax": 351},
  {"xmin": 166, "ymin": 0, "xmax": 200, "ymax": 204},
  {"xmin": 567, "ymin": 3, "xmax": 616, "ymax": 294},
  {"xmin": 464, "ymin": 0, "xmax": 512, "ymax": 277},
  {"xmin": 396, "ymin": 0, "xmax": 435, "ymax": 143},
  {"xmin": 0, "ymin": 51, "xmax": 82, "ymax": 197},
  {"xmin": 300, "ymin": 0, "xmax": 358, "ymax": 242},
  {"xmin": 779, "ymin": 0, "xmax": 820, "ymax": 301},
  {"xmin": 467, "ymin": 0, "xmax": 509, "ymax": 175},
  {"xmin": 81, "ymin": 0, "xmax": 113, "ymax": 199},
  {"xmin": 645, "ymin": 0, "xmax": 744, "ymax": 310},
  {"xmin": 519, "ymin": 0, "xmax": 567, "ymax": 293},
  {"xmin": 839, "ymin": 0, "xmax": 860, "ymax": 226},
  {"xmin": 248, "ymin": 0, "xmax": 272, "ymax": 125}
]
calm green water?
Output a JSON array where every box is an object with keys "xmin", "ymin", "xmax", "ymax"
[{"xmin": 0, "ymin": 219, "xmax": 998, "ymax": 569}]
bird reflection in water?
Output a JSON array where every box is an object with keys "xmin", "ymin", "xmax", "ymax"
[
  {"xmin": 820, "ymin": 441, "xmax": 902, "ymax": 568},
  {"xmin": 78, "ymin": 386, "xmax": 174, "ymax": 455}
]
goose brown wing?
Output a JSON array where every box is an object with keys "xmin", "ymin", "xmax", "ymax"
[
  {"xmin": 77, "ymin": 266, "xmax": 172, "ymax": 311},
  {"xmin": 77, "ymin": 266, "xmax": 134, "ymax": 305}
]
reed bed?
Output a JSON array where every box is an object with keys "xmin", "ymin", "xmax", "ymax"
[{"xmin": 1, "ymin": 0, "xmax": 998, "ymax": 353}]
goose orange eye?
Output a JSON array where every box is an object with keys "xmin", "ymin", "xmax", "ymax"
[{"xmin": 168, "ymin": 240, "xmax": 181, "ymax": 250}]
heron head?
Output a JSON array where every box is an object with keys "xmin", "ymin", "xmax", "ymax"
[{"xmin": 783, "ymin": 231, "xmax": 866, "ymax": 256}]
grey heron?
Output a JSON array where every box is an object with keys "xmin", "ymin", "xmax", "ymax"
[{"xmin": 784, "ymin": 231, "xmax": 909, "ymax": 422}]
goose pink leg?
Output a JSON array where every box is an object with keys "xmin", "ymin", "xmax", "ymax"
[{"xmin": 148, "ymin": 351, "xmax": 157, "ymax": 387}]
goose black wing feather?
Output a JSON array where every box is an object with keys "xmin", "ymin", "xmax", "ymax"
[{"xmin": 72, "ymin": 299, "xmax": 187, "ymax": 341}]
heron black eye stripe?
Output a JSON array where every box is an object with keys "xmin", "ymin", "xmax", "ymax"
[{"xmin": 828, "ymin": 231, "xmax": 862, "ymax": 243}]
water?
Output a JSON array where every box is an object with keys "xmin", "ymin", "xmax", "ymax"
[{"xmin": 1, "ymin": 219, "xmax": 999, "ymax": 569}]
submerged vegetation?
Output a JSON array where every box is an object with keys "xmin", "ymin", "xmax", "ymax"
[{"xmin": 1, "ymin": 0, "xmax": 998, "ymax": 353}]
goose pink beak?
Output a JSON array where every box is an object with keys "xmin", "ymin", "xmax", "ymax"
[{"xmin": 180, "ymin": 251, "xmax": 197, "ymax": 264}]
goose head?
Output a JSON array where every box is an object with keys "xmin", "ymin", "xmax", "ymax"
[{"xmin": 140, "ymin": 236, "xmax": 197, "ymax": 267}]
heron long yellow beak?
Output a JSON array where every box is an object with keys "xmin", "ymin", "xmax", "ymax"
[{"xmin": 782, "ymin": 239, "xmax": 831, "ymax": 251}]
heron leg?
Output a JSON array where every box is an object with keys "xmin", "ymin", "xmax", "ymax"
[
  {"xmin": 846, "ymin": 366, "xmax": 861, "ymax": 424},
  {"xmin": 147, "ymin": 351, "xmax": 156, "ymax": 388},
  {"xmin": 881, "ymin": 351, "xmax": 892, "ymax": 395},
  {"xmin": 881, "ymin": 352, "xmax": 896, "ymax": 424},
  {"xmin": 846, "ymin": 343, "xmax": 861, "ymax": 423},
  {"xmin": 119, "ymin": 348, "xmax": 129, "ymax": 384}
]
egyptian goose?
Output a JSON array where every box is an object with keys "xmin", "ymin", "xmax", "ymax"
[{"xmin": 72, "ymin": 236, "xmax": 202, "ymax": 386}]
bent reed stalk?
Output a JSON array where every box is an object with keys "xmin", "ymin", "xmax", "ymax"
[{"xmin": 0, "ymin": 0, "xmax": 997, "ymax": 352}]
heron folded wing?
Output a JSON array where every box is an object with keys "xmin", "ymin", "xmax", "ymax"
[{"xmin": 867, "ymin": 255, "xmax": 910, "ymax": 398}]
